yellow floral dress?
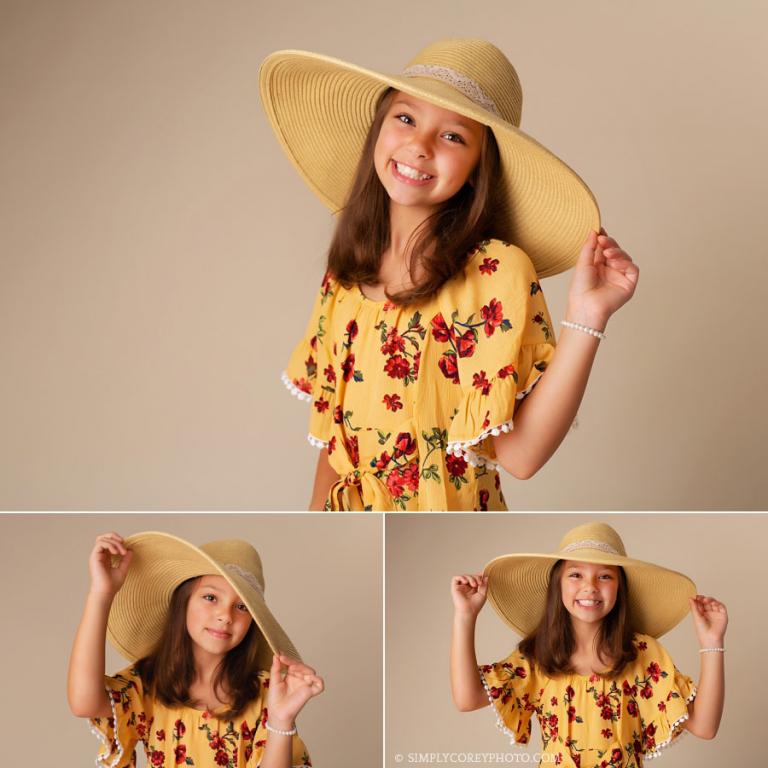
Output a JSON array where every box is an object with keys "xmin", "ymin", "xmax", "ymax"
[
  {"xmin": 479, "ymin": 633, "xmax": 696, "ymax": 767},
  {"xmin": 89, "ymin": 666, "xmax": 311, "ymax": 768},
  {"xmin": 282, "ymin": 239, "xmax": 556, "ymax": 511}
]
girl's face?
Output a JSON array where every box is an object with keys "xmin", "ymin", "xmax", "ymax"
[
  {"xmin": 560, "ymin": 560, "xmax": 620, "ymax": 626},
  {"xmin": 373, "ymin": 91, "xmax": 485, "ymax": 218},
  {"xmin": 186, "ymin": 575, "xmax": 253, "ymax": 656}
]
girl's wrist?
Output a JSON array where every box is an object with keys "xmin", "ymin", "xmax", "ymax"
[
  {"xmin": 267, "ymin": 715, "xmax": 296, "ymax": 732},
  {"xmin": 564, "ymin": 305, "xmax": 610, "ymax": 332}
]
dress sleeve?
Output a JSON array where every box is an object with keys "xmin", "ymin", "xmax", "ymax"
[
  {"xmin": 435, "ymin": 240, "xmax": 556, "ymax": 468},
  {"xmin": 478, "ymin": 648, "xmax": 539, "ymax": 745},
  {"xmin": 631, "ymin": 636, "xmax": 697, "ymax": 760},
  {"xmin": 88, "ymin": 666, "xmax": 146, "ymax": 768},
  {"xmin": 281, "ymin": 270, "xmax": 337, "ymax": 448}
]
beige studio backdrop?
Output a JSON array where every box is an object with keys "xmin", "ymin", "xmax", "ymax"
[
  {"xmin": 1, "ymin": 1, "xmax": 767, "ymax": 509},
  {"xmin": 385, "ymin": 513, "xmax": 758, "ymax": 766},
  {"xmin": 0, "ymin": 513, "xmax": 382, "ymax": 767}
]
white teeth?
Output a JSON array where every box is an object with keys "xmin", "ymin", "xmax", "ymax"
[
  {"xmin": 576, "ymin": 600, "xmax": 601, "ymax": 606},
  {"xmin": 395, "ymin": 161, "xmax": 431, "ymax": 180}
]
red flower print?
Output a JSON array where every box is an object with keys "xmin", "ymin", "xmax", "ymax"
[
  {"xmin": 626, "ymin": 700, "xmax": 638, "ymax": 716},
  {"xmin": 601, "ymin": 705, "xmax": 613, "ymax": 720},
  {"xmin": 383, "ymin": 393, "xmax": 403, "ymax": 411},
  {"xmin": 430, "ymin": 313, "xmax": 453, "ymax": 343},
  {"xmin": 596, "ymin": 693, "xmax": 608, "ymax": 708},
  {"xmin": 514, "ymin": 666, "xmax": 527, "ymax": 679},
  {"xmin": 215, "ymin": 750, "xmax": 228, "ymax": 766},
  {"xmin": 601, "ymin": 728, "xmax": 613, "ymax": 739},
  {"xmin": 346, "ymin": 319, "xmax": 358, "ymax": 342},
  {"xmin": 333, "ymin": 405, "xmax": 343, "ymax": 424},
  {"xmin": 554, "ymin": 754, "xmax": 562, "ymax": 765},
  {"xmin": 314, "ymin": 397, "xmax": 329, "ymax": 414},
  {"xmin": 345, "ymin": 435, "xmax": 360, "ymax": 466},
  {"xmin": 393, "ymin": 432, "xmax": 417, "ymax": 458},
  {"xmin": 137, "ymin": 722, "xmax": 147, "ymax": 738},
  {"xmin": 384, "ymin": 354, "xmax": 410, "ymax": 379},
  {"xmin": 403, "ymin": 462, "xmax": 420, "ymax": 492},
  {"xmin": 472, "ymin": 370, "xmax": 491, "ymax": 395},
  {"xmin": 341, "ymin": 353, "xmax": 356, "ymax": 382},
  {"xmin": 374, "ymin": 451, "xmax": 391, "ymax": 471},
  {"xmin": 456, "ymin": 329, "xmax": 476, "ymax": 358},
  {"xmin": 550, "ymin": 696, "xmax": 558, "ymax": 706},
  {"xmin": 209, "ymin": 735, "xmax": 225, "ymax": 750},
  {"xmin": 622, "ymin": 680, "xmax": 637, "ymax": 696},
  {"xmin": 479, "ymin": 489, "xmax": 489, "ymax": 511},
  {"xmin": 383, "ymin": 300, "xmax": 397, "ymax": 311},
  {"xmin": 640, "ymin": 684, "xmax": 653, "ymax": 700},
  {"xmin": 150, "ymin": 751, "xmax": 165, "ymax": 767},
  {"xmin": 174, "ymin": 745, "xmax": 186, "ymax": 764},
  {"xmin": 413, "ymin": 350, "xmax": 421, "ymax": 380},
  {"xmin": 658, "ymin": 701, "xmax": 666, "ymax": 712},
  {"xmin": 567, "ymin": 705, "xmax": 576, "ymax": 723},
  {"xmin": 323, "ymin": 364, "xmax": 336, "ymax": 383},
  {"xmin": 294, "ymin": 377, "xmax": 312, "ymax": 395},
  {"xmin": 647, "ymin": 661, "xmax": 661, "ymax": 682},
  {"xmin": 245, "ymin": 745, "xmax": 253, "ymax": 762},
  {"xmin": 174, "ymin": 719, "xmax": 185, "ymax": 737},
  {"xmin": 497, "ymin": 364, "xmax": 517, "ymax": 380},
  {"xmin": 611, "ymin": 749, "xmax": 622, "ymax": 763},
  {"xmin": 566, "ymin": 685, "xmax": 575, "ymax": 698},
  {"xmin": 446, "ymin": 454, "xmax": 467, "ymax": 477},
  {"xmin": 494, "ymin": 473, "xmax": 500, "ymax": 490},
  {"xmin": 240, "ymin": 721, "xmax": 253, "ymax": 740},
  {"xmin": 488, "ymin": 685, "xmax": 502, "ymax": 700},
  {"xmin": 328, "ymin": 436, "xmax": 337, "ymax": 455},
  {"xmin": 386, "ymin": 470, "xmax": 405, "ymax": 498},
  {"xmin": 638, "ymin": 640, "xmax": 648, "ymax": 650},
  {"xmin": 156, "ymin": 729, "xmax": 165, "ymax": 742},
  {"xmin": 573, "ymin": 755, "xmax": 581, "ymax": 768},
  {"xmin": 480, "ymin": 298, "xmax": 503, "ymax": 337},
  {"xmin": 438, "ymin": 351, "xmax": 459, "ymax": 383},
  {"xmin": 479, "ymin": 257, "xmax": 499, "ymax": 275},
  {"xmin": 381, "ymin": 327, "xmax": 406, "ymax": 355}
]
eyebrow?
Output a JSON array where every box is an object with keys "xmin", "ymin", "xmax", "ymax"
[{"xmin": 393, "ymin": 99, "xmax": 475, "ymax": 130}]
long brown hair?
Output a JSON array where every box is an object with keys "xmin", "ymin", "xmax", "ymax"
[
  {"xmin": 518, "ymin": 560, "xmax": 638, "ymax": 678},
  {"xmin": 135, "ymin": 577, "xmax": 262, "ymax": 719},
  {"xmin": 327, "ymin": 88, "xmax": 510, "ymax": 306}
]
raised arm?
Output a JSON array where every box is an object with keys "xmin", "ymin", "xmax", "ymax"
[
  {"xmin": 684, "ymin": 595, "xmax": 728, "ymax": 740},
  {"xmin": 493, "ymin": 228, "xmax": 639, "ymax": 478},
  {"xmin": 450, "ymin": 574, "xmax": 491, "ymax": 712},
  {"xmin": 67, "ymin": 533, "xmax": 133, "ymax": 718}
]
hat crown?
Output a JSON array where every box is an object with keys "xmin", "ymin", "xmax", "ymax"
[
  {"xmin": 404, "ymin": 38, "xmax": 522, "ymax": 126},
  {"xmin": 200, "ymin": 539, "xmax": 265, "ymax": 592},
  {"xmin": 557, "ymin": 522, "xmax": 627, "ymax": 557}
]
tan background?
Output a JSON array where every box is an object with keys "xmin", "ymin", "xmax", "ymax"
[
  {"xmin": 0, "ymin": 513, "xmax": 382, "ymax": 767},
  {"xmin": 1, "ymin": 0, "xmax": 767, "ymax": 509},
  {"xmin": 386, "ymin": 513, "xmax": 758, "ymax": 766}
]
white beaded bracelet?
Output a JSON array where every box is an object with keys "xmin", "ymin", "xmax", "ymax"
[
  {"xmin": 560, "ymin": 320, "xmax": 607, "ymax": 340},
  {"xmin": 698, "ymin": 647, "xmax": 725, "ymax": 653},
  {"xmin": 266, "ymin": 721, "xmax": 297, "ymax": 736}
]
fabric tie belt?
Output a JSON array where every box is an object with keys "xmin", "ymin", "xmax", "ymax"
[{"xmin": 326, "ymin": 468, "xmax": 393, "ymax": 511}]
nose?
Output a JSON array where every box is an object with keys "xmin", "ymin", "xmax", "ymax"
[
  {"xmin": 216, "ymin": 605, "xmax": 233, "ymax": 624},
  {"xmin": 407, "ymin": 130, "xmax": 431, "ymax": 159}
]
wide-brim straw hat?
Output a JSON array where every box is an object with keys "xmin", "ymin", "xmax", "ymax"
[
  {"xmin": 483, "ymin": 522, "xmax": 696, "ymax": 638},
  {"xmin": 107, "ymin": 532, "xmax": 300, "ymax": 669},
  {"xmin": 259, "ymin": 38, "xmax": 600, "ymax": 278}
]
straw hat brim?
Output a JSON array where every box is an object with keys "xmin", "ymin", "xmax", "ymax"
[
  {"xmin": 107, "ymin": 532, "xmax": 300, "ymax": 670},
  {"xmin": 483, "ymin": 550, "xmax": 696, "ymax": 639},
  {"xmin": 259, "ymin": 50, "xmax": 600, "ymax": 278}
]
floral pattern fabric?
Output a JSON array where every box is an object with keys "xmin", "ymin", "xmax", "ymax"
[
  {"xmin": 283, "ymin": 239, "xmax": 556, "ymax": 511},
  {"xmin": 89, "ymin": 666, "xmax": 311, "ymax": 768},
  {"xmin": 478, "ymin": 633, "xmax": 696, "ymax": 767}
]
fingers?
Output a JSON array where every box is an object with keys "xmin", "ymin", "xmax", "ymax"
[
  {"xmin": 690, "ymin": 595, "xmax": 727, "ymax": 612},
  {"xmin": 93, "ymin": 532, "xmax": 129, "ymax": 557},
  {"xmin": 452, "ymin": 574, "xmax": 487, "ymax": 590},
  {"xmin": 276, "ymin": 653, "xmax": 317, "ymax": 677}
]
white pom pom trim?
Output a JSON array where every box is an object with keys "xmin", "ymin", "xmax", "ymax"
[
  {"xmin": 281, "ymin": 371, "xmax": 312, "ymax": 402},
  {"xmin": 478, "ymin": 668, "xmax": 522, "ymax": 746},
  {"xmin": 88, "ymin": 686, "xmax": 125, "ymax": 768},
  {"xmin": 643, "ymin": 686, "xmax": 698, "ymax": 761},
  {"xmin": 307, "ymin": 433, "xmax": 328, "ymax": 449}
]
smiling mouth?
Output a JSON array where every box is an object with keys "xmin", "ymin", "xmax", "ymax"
[
  {"xmin": 392, "ymin": 160, "xmax": 434, "ymax": 182},
  {"xmin": 575, "ymin": 599, "xmax": 602, "ymax": 608},
  {"xmin": 206, "ymin": 628, "xmax": 232, "ymax": 639}
]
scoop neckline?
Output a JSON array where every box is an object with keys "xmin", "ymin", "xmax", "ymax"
[{"xmin": 356, "ymin": 283, "xmax": 389, "ymax": 304}]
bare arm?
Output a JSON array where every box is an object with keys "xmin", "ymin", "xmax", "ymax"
[
  {"xmin": 309, "ymin": 450, "xmax": 339, "ymax": 510},
  {"xmin": 67, "ymin": 533, "xmax": 133, "ymax": 718},
  {"xmin": 260, "ymin": 653, "xmax": 324, "ymax": 768},
  {"xmin": 450, "ymin": 574, "xmax": 490, "ymax": 712},
  {"xmin": 493, "ymin": 228, "xmax": 639, "ymax": 479},
  {"xmin": 684, "ymin": 595, "xmax": 728, "ymax": 740}
]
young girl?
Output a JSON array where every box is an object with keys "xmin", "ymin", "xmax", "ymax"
[
  {"xmin": 260, "ymin": 38, "xmax": 640, "ymax": 510},
  {"xmin": 450, "ymin": 522, "xmax": 727, "ymax": 767},
  {"xmin": 68, "ymin": 532, "xmax": 324, "ymax": 768}
]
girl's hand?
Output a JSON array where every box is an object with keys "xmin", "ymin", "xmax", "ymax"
[
  {"xmin": 566, "ymin": 228, "xmax": 639, "ymax": 329},
  {"xmin": 689, "ymin": 595, "xmax": 728, "ymax": 647},
  {"xmin": 266, "ymin": 653, "xmax": 325, "ymax": 729},
  {"xmin": 451, "ymin": 574, "xmax": 488, "ymax": 618},
  {"xmin": 88, "ymin": 533, "xmax": 133, "ymax": 598}
]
